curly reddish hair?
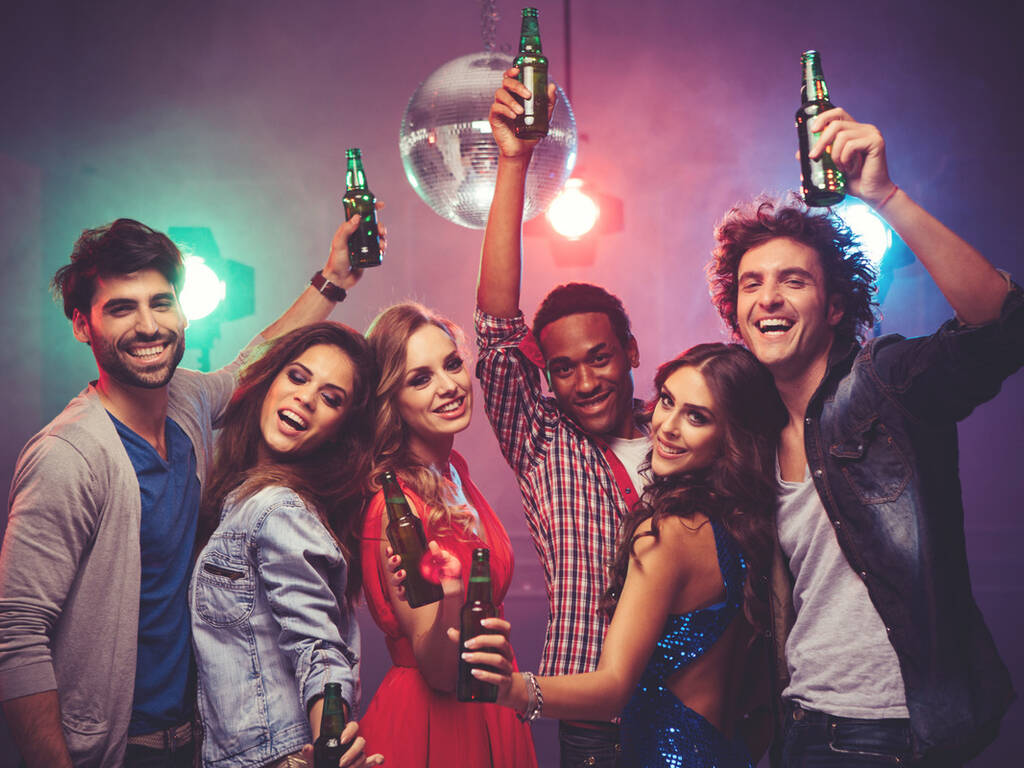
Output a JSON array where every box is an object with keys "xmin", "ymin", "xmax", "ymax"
[{"xmin": 707, "ymin": 195, "xmax": 877, "ymax": 342}]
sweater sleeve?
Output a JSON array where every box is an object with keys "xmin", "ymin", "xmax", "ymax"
[{"xmin": 0, "ymin": 436, "xmax": 102, "ymax": 700}]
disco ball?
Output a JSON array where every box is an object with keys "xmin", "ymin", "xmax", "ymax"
[{"xmin": 399, "ymin": 51, "xmax": 577, "ymax": 230}]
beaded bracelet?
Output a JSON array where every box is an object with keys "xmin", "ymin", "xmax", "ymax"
[{"xmin": 516, "ymin": 671, "xmax": 544, "ymax": 722}]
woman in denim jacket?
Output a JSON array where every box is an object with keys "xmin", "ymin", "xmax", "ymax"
[{"xmin": 190, "ymin": 323, "xmax": 383, "ymax": 768}]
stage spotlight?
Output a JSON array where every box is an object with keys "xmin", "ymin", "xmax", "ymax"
[
  {"xmin": 181, "ymin": 255, "xmax": 226, "ymax": 322},
  {"xmin": 833, "ymin": 198, "xmax": 892, "ymax": 269},
  {"xmin": 546, "ymin": 178, "xmax": 600, "ymax": 239},
  {"xmin": 169, "ymin": 226, "xmax": 254, "ymax": 371}
]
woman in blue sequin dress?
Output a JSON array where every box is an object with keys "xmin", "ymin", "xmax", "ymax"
[{"xmin": 467, "ymin": 344, "xmax": 785, "ymax": 767}]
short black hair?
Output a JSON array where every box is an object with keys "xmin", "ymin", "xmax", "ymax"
[
  {"xmin": 52, "ymin": 218, "xmax": 184, "ymax": 320},
  {"xmin": 532, "ymin": 282, "xmax": 633, "ymax": 350}
]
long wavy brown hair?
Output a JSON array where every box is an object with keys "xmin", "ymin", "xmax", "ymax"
[
  {"xmin": 365, "ymin": 303, "xmax": 476, "ymax": 538},
  {"xmin": 198, "ymin": 322, "xmax": 377, "ymax": 603},
  {"xmin": 601, "ymin": 343, "xmax": 785, "ymax": 631}
]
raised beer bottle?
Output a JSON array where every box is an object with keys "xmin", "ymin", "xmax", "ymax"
[
  {"xmin": 456, "ymin": 548, "xmax": 499, "ymax": 702},
  {"xmin": 342, "ymin": 148, "xmax": 382, "ymax": 268},
  {"xmin": 796, "ymin": 50, "xmax": 846, "ymax": 207},
  {"xmin": 512, "ymin": 7, "xmax": 549, "ymax": 140},
  {"xmin": 381, "ymin": 471, "xmax": 443, "ymax": 609},
  {"xmin": 313, "ymin": 682, "xmax": 351, "ymax": 768}
]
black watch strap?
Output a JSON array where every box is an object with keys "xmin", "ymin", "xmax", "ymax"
[{"xmin": 310, "ymin": 271, "xmax": 347, "ymax": 303}]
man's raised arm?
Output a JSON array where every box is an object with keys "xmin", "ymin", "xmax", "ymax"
[
  {"xmin": 260, "ymin": 205, "xmax": 386, "ymax": 341},
  {"xmin": 477, "ymin": 68, "xmax": 556, "ymax": 319},
  {"xmin": 812, "ymin": 108, "xmax": 1009, "ymax": 325}
]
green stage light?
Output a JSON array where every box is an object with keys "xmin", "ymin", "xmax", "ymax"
[
  {"xmin": 168, "ymin": 226, "xmax": 255, "ymax": 371},
  {"xmin": 181, "ymin": 255, "xmax": 226, "ymax": 322}
]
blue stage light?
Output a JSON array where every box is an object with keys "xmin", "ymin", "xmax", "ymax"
[{"xmin": 833, "ymin": 198, "xmax": 892, "ymax": 269}]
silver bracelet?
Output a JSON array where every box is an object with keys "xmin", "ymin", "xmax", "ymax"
[{"xmin": 516, "ymin": 671, "xmax": 543, "ymax": 722}]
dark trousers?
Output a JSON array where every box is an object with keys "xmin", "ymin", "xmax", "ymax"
[
  {"xmin": 559, "ymin": 721, "xmax": 623, "ymax": 768},
  {"xmin": 124, "ymin": 741, "xmax": 196, "ymax": 768},
  {"xmin": 781, "ymin": 704, "xmax": 962, "ymax": 768}
]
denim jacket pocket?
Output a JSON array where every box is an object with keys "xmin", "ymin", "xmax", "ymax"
[
  {"xmin": 195, "ymin": 532, "xmax": 255, "ymax": 627},
  {"xmin": 829, "ymin": 417, "xmax": 911, "ymax": 505}
]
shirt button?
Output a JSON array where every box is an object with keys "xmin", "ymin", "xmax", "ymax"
[
  {"xmin": 859, "ymin": 571, "xmax": 868, "ymax": 579},
  {"xmin": 805, "ymin": 417, "xmax": 812, "ymax": 425},
  {"xmin": 813, "ymin": 468, "xmax": 823, "ymax": 478},
  {"xmin": 832, "ymin": 519, "xmax": 841, "ymax": 528}
]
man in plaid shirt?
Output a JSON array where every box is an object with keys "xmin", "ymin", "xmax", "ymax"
[{"xmin": 474, "ymin": 69, "xmax": 650, "ymax": 767}]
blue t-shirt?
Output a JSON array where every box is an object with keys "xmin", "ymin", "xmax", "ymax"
[{"xmin": 111, "ymin": 414, "xmax": 201, "ymax": 734}]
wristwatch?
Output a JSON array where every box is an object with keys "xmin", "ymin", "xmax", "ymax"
[{"xmin": 310, "ymin": 271, "xmax": 347, "ymax": 303}]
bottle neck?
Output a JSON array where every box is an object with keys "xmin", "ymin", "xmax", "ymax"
[
  {"xmin": 320, "ymin": 686, "xmax": 346, "ymax": 735},
  {"xmin": 519, "ymin": 15, "xmax": 542, "ymax": 54},
  {"xmin": 382, "ymin": 480, "xmax": 411, "ymax": 523},
  {"xmin": 519, "ymin": 35, "xmax": 542, "ymax": 54},
  {"xmin": 466, "ymin": 561, "xmax": 492, "ymax": 602},
  {"xmin": 800, "ymin": 57, "xmax": 829, "ymax": 104},
  {"xmin": 346, "ymin": 160, "xmax": 367, "ymax": 190}
]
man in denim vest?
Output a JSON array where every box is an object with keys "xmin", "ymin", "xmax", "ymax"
[{"xmin": 708, "ymin": 107, "xmax": 1022, "ymax": 765}]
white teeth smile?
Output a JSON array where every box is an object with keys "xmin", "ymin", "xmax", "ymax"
[
  {"xmin": 577, "ymin": 392, "xmax": 610, "ymax": 410},
  {"xmin": 658, "ymin": 441, "xmax": 686, "ymax": 455},
  {"xmin": 435, "ymin": 397, "xmax": 464, "ymax": 414},
  {"xmin": 127, "ymin": 344, "xmax": 167, "ymax": 359},
  {"xmin": 757, "ymin": 318, "xmax": 794, "ymax": 335},
  {"xmin": 279, "ymin": 409, "xmax": 308, "ymax": 430}
]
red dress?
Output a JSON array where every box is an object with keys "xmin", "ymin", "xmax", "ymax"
[{"xmin": 358, "ymin": 450, "xmax": 538, "ymax": 767}]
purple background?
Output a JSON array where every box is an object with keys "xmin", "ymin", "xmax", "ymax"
[{"xmin": 2, "ymin": 1, "xmax": 1022, "ymax": 765}]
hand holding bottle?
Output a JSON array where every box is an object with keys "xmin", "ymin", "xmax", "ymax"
[
  {"xmin": 446, "ymin": 616, "xmax": 517, "ymax": 701},
  {"xmin": 489, "ymin": 68, "xmax": 557, "ymax": 160},
  {"xmin": 384, "ymin": 540, "xmax": 462, "ymax": 602},
  {"xmin": 809, "ymin": 108, "xmax": 896, "ymax": 208},
  {"xmin": 324, "ymin": 201, "xmax": 388, "ymax": 288},
  {"xmin": 299, "ymin": 721, "xmax": 384, "ymax": 767}
]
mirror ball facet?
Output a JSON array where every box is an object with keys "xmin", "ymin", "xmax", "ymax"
[{"xmin": 399, "ymin": 51, "xmax": 578, "ymax": 229}]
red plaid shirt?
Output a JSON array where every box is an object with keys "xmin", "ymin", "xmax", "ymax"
[{"xmin": 475, "ymin": 309, "xmax": 647, "ymax": 676}]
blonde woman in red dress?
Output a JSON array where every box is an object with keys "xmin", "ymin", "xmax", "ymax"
[{"xmin": 357, "ymin": 302, "xmax": 537, "ymax": 768}]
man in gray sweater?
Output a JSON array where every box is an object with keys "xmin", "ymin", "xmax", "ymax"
[{"xmin": 0, "ymin": 216, "xmax": 375, "ymax": 767}]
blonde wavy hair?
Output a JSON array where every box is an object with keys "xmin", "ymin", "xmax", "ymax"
[{"xmin": 365, "ymin": 302, "xmax": 477, "ymax": 539}]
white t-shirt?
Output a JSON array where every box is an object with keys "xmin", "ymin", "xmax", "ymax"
[
  {"xmin": 607, "ymin": 433, "xmax": 652, "ymax": 501},
  {"xmin": 776, "ymin": 461, "xmax": 909, "ymax": 718}
]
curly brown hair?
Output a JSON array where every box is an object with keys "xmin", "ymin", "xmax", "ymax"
[
  {"xmin": 600, "ymin": 343, "xmax": 785, "ymax": 632},
  {"xmin": 198, "ymin": 322, "xmax": 377, "ymax": 604},
  {"xmin": 707, "ymin": 194, "xmax": 877, "ymax": 343}
]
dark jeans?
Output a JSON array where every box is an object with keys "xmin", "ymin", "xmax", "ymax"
[
  {"xmin": 559, "ymin": 721, "xmax": 623, "ymax": 768},
  {"xmin": 124, "ymin": 741, "xmax": 195, "ymax": 768},
  {"xmin": 781, "ymin": 704, "xmax": 962, "ymax": 768}
]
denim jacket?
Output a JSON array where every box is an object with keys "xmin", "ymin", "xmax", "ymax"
[
  {"xmin": 191, "ymin": 486, "xmax": 360, "ymax": 768},
  {"xmin": 768, "ymin": 282, "xmax": 1023, "ymax": 763}
]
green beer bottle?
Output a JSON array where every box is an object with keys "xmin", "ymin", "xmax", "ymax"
[
  {"xmin": 796, "ymin": 50, "xmax": 846, "ymax": 207},
  {"xmin": 456, "ymin": 548, "xmax": 499, "ymax": 703},
  {"xmin": 342, "ymin": 148, "xmax": 382, "ymax": 268},
  {"xmin": 313, "ymin": 682, "xmax": 352, "ymax": 768},
  {"xmin": 381, "ymin": 471, "xmax": 443, "ymax": 609},
  {"xmin": 512, "ymin": 7, "xmax": 549, "ymax": 140}
]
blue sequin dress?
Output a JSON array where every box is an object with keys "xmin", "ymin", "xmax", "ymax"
[{"xmin": 619, "ymin": 518, "xmax": 753, "ymax": 768}]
